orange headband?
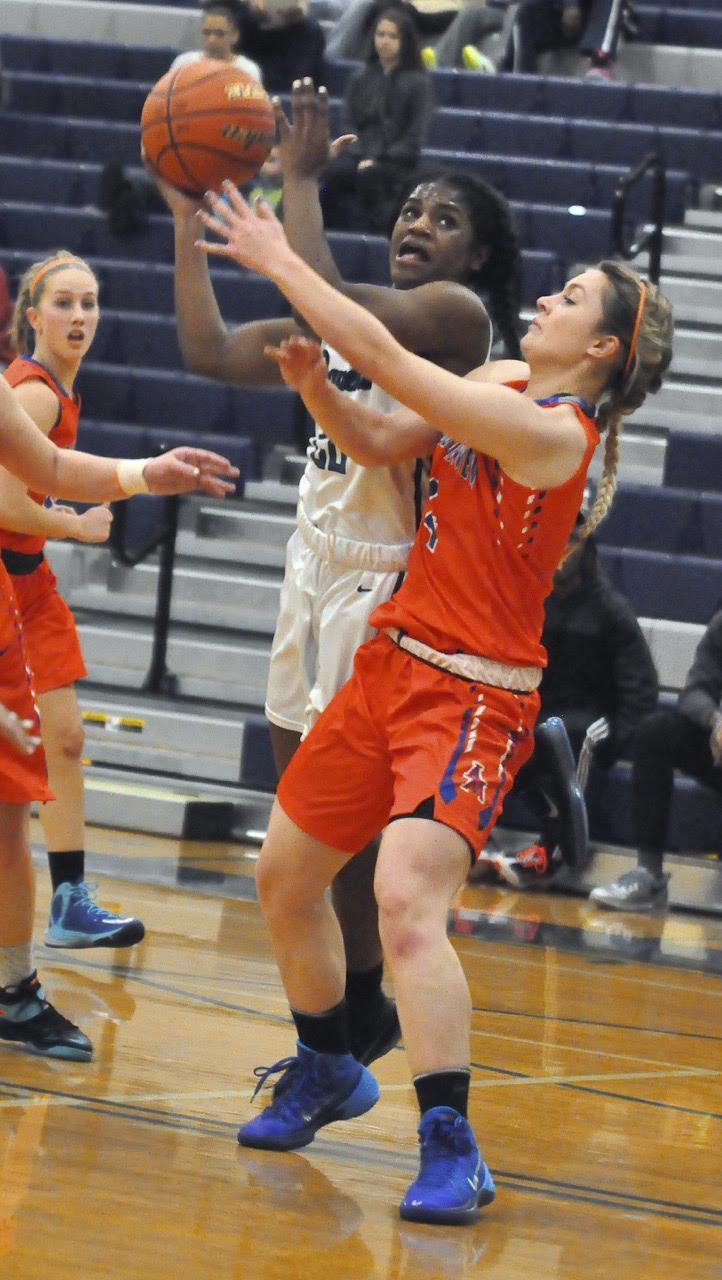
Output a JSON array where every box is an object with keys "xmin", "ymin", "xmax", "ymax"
[
  {"xmin": 622, "ymin": 279, "xmax": 647, "ymax": 382},
  {"xmin": 29, "ymin": 257, "xmax": 88, "ymax": 298}
]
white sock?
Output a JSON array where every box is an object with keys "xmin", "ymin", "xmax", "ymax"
[{"xmin": 0, "ymin": 942, "xmax": 34, "ymax": 991}]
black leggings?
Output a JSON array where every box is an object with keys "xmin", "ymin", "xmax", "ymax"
[{"xmin": 632, "ymin": 707, "xmax": 722, "ymax": 858}]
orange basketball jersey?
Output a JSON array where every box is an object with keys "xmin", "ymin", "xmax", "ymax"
[
  {"xmin": 1, "ymin": 357, "xmax": 80, "ymax": 556},
  {"xmin": 371, "ymin": 386, "xmax": 599, "ymax": 669}
]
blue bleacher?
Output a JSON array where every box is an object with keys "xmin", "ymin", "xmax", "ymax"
[
  {"xmin": 597, "ymin": 486, "xmax": 722, "ymax": 559},
  {"xmin": 664, "ymin": 433, "xmax": 722, "ymax": 493},
  {"xmin": 636, "ymin": 5, "xmax": 722, "ymax": 48},
  {"xmin": 599, "ymin": 545, "xmax": 722, "ymax": 625}
]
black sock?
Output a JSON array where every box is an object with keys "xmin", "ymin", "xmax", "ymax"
[
  {"xmin": 414, "ymin": 1069, "xmax": 471, "ymax": 1119},
  {"xmin": 637, "ymin": 850, "xmax": 664, "ymax": 879},
  {"xmin": 292, "ymin": 999, "xmax": 350, "ymax": 1055},
  {"xmin": 48, "ymin": 851, "xmax": 85, "ymax": 891},
  {"xmin": 345, "ymin": 964, "xmax": 386, "ymax": 1024}
]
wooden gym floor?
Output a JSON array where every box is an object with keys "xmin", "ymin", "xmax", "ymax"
[{"xmin": 0, "ymin": 821, "xmax": 719, "ymax": 1280}]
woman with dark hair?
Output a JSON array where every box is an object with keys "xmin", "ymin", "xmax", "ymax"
[{"xmin": 321, "ymin": 6, "xmax": 433, "ymax": 230}]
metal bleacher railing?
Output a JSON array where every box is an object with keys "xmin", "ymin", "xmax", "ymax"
[
  {"xmin": 612, "ymin": 151, "xmax": 667, "ymax": 285},
  {"xmin": 109, "ymin": 484, "xmax": 180, "ymax": 697}
]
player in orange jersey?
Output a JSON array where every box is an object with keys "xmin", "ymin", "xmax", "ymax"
[
  {"xmin": 199, "ymin": 187, "xmax": 673, "ymax": 1225},
  {"xmin": 2, "ymin": 252, "xmax": 145, "ymax": 950},
  {"xmin": 0, "ymin": 371, "xmax": 237, "ymax": 1060}
]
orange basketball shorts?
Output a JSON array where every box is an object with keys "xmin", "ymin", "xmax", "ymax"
[
  {"xmin": 8, "ymin": 558, "xmax": 86, "ymax": 695},
  {"xmin": 0, "ymin": 562, "xmax": 51, "ymax": 804},
  {"xmin": 277, "ymin": 632, "xmax": 539, "ymax": 861}
]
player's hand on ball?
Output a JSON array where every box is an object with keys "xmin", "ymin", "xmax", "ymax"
[
  {"xmin": 197, "ymin": 182, "xmax": 291, "ymax": 276},
  {"xmin": 143, "ymin": 158, "xmax": 203, "ymax": 218},
  {"xmin": 144, "ymin": 448, "xmax": 239, "ymax": 498},
  {"xmin": 264, "ymin": 336, "xmax": 328, "ymax": 395}
]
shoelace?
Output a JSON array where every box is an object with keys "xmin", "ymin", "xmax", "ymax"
[
  {"xmin": 251, "ymin": 1056, "xmax": 300, "ymax": 1101},
  {"xmin": 67, "ymin": 882, "xmax": 113, "ymax": 921},
  {"xmin": 418, "ymin": 1117, "xmax": 473, "ymax": 1184}
]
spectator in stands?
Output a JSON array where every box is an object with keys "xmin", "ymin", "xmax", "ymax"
[
  {"xmin": 327, "ymin": 0, "xmax": 484, "ymax": 63},
  {"xmin": 476, "ymin": 515, "xmax": 658, "ymax": 887},
  {"xmin": 500, "ymin": 0, "xmax": 628, "ymax": 80},
  {"xmin": 591, "ymin": 610, "xmax": 722, "ymax": 911},
  {"xmin": 245, "ymin": 143, "xmax": 284, "ymax": 215},
  {"xmin": 170, "ymin": 0, "xmax": 262, "ymax": 81},
  {"xmin": 321, "ymin": 6, "xmax": 432, "ymax": 230},
  {"xmin": 240, "ymin": 0, "xmax": 326, "ymax": 93}
]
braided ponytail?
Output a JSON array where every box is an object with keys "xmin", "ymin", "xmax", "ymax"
[
  {"xmin": 576, "ymin": 260, "xmax": 673, "ymax": 545},
  {"xmin": 10, "ymin": 250, "xmax": 95, "ymax": 356}
]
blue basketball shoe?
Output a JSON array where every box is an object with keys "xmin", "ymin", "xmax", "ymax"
[
  {"xmin": 400, "ymin": 1107, "xmax": 496, "ymax": 1226},
  {"xmin": 238, "ymin": 1041, "xmax": 380, "ymax": 1150},
  {"xmin": 45, "ymin": 880, "xmax": 145, "ymax": 949},
  {"xmin": 0, "ymin": 972, "xmax": 92, "ymax": 1061}
]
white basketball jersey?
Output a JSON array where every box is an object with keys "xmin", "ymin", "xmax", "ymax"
[{"xmin": 298, "ymin": 346, "xmax": 427, "ymax": 549}]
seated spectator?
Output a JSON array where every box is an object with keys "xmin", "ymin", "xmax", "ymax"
[
  {"xmin": 245, "ymin": 143, "xmax": 284, "ymax": 215},
  {"xmin": 170, "ymin": 0, "xmax": 262, "ymax": 81},
  {"xmin": 327, "ymin": 0, "xmax": 480, "ymax": 62},
  {"xmin": 500, "ymin": 0, "xmax": 629, "ymax": 80},
  {"xmin": 321, "ymin": 6, "xmax": 432, "ymax": 230},
  {"xmin": 240, "ymin": 0, "xmax": 326, "ymax": 93},
  {"xmin": 591, "ymin": 610, "xmax": 722, "ymax": 912},
  {"xmin": 475, "ymin": 517, "xmax": 658, "ymax": 887}
]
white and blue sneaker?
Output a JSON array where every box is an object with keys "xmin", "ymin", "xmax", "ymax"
[
  {"xmin": 400, "ymin": 1106, "xmax": 496, "ymax": 1226},
  {"xmin": 45, "ymin": 880, "xmax": 145, "ymax": 949}
]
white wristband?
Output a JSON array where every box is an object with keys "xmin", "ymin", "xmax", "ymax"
[{"xmin": 116, "ymin": 457, "xmax": 152, "ymax": 496}]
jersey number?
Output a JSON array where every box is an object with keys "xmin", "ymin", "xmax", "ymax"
[
  {"xmin": 309, "ymin": 433, "xmax": 348, "ymax": 475},
  {"xmin": 423, "ymin": 511, "xmax": 438, "ymax": 552}
]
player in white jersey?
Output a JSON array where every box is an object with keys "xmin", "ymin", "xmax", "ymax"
[{"xmin": 154, "ymin": 80, "xmax": 523, "ymax": 1063}]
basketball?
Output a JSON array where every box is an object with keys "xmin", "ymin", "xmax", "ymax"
[{"xmin": 141, "ymin": 61, "xmax": 276, "ymax": 197}]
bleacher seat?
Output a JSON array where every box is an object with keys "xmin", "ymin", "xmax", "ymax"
[
  {"xmin": 599, "ymin": 546, "xmax": 722, "ymax": 625},
  {"xmin": 596, "ymin": 486, "xmax": 722, "ymax": 558},
  {"xmin": 664, "ymin": 433, "xmax": 722, "ymax": 492}
]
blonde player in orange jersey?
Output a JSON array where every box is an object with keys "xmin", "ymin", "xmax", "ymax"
[
  {"xmin": 0, "ymin": 373, "xmax": 237, "ymax": 1061},
  {"xmin": 199, "ymin": 185, "xmax": 673, "ymax": 1226},
  {"xmin": 1, "ymin": 252, "xmax": 146, "ymax": 951}
]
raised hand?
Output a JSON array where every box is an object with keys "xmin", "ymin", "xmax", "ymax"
[
  {"xmin": 264, "ymin": 336, "xmax": 328, "ymax": 395},
  {"xmin": 144, "ymin": 447, "xmax": 239, "ymax": 498},
  {"xmin": 0, "ymin": 704, "xmax": 41, "ymax": 756},
  {"xmin": 197, "ymin": 183, "xmax": 291, "ymax": 277},
  {"xmin": 275, "ymin": 78, "xmax": 357, "ymax": 181},
  {"xmin": 142, "ymin": 154, "xmax": 202, "ymax": 219},
  {"xmin": 75, "ymin": 504, "xmax": 113, "ymax": 543}
]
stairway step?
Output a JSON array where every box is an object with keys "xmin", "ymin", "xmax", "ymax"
[
  {"xmin": 76, "ymin": 621, "xmax": 270, "ymax": 706},
  {"xmin": 68, "ymin": 766, "xmax": 272, "ymax": 839},
  {"xmin": 79, "ymin": 691, "xmax": 247, "ymax": 782}
]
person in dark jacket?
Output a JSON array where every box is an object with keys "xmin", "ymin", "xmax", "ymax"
[
  {"xmin": 591, "ymin": 611, "xmax": 722, "ymax": 911},
  {"xmin": 321, "ymin": 5, "xmax": 433, "ymax": 231},
  {"xmin": 475, "ymin": 523, "xmax": 658, "ymax": 887},
  {"xmin": 241, "ymin": 0, "xmax": 326, "ymax": 93}
]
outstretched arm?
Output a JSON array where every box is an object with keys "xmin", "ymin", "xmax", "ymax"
[
  {"xmin": 199, "ymin": 190, "xmax": 587, "ymax": 486},
  {"xmin": 0, "ymin": 379, "xmax": 238, "ymax": 502},
  {"xmin": 277, "ymin": 81, "xmax": 490, "ymax": 374},
  {"xmin": 266, "ymin": 336, "xmax": 439, "ymax": 465},
  {"xmin": 150, "ymin": 171, "xmax": 297, "ymax": 385}
]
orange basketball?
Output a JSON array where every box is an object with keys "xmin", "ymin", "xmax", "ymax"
[{"xmin": 141, "ymin": 61, "xmax": 276, "ymax": 197}]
